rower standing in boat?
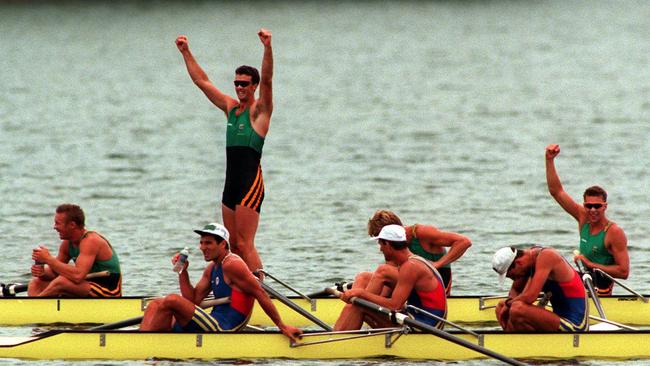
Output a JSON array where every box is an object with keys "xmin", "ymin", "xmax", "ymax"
[
  {"xmin": 28, "ymin": 204, "xmax": 122, "ymax": 297},
  {"xmin": 175, "ymin": 29, "xmax": 273, "ymax": 276},
  {"xmin": 492, "ymin": 246, "xmax": 588, "ymax": 332},
  {"xmin": 545, "ymin": 144, "xmax": 629, "ymax": 296},
  {"xmin": 334, "ymin": 225, "xmax": 447, "ymax": 331},
  {"xmin": 139, "ymin": 223, "xmax": 301, "ymax": 341},
  {"xmin": 352, "ymin": 209, "xmax": 470, "ymax": 296}
]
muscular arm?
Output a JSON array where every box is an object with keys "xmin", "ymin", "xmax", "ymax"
[
  {"xmin": 178, "ymin": 262, "xmax": 212, "ymax": 304},
  {"xmin": 175, "ymin": 35, "xmax": 237, "ymax": 115},
  {"xmin": 226, "ymin": 259, "xmax": 300, "ymax": 339},
  {"xmin": 545, "ymin": 144, "xmax": 583, "ymax": 222},
  {"xmin": 415, "ymin": 225, "xmax": 471, "ymax": 268},
  {"xmin": 347, "ymin": 261, "xmax": 421, "ymax": 311},
  {"xmin": 43, "ymin": 237, "xmax": 101, "ymax": 284},
  {"xmin": 252, "ymin": 29, "xmax": 273, "ymax": 137},
  {"xmin": 511, "ymin": 251, "xmax": 559, "ymax": 305},
  {"xmin": 227, "ymin": 260, "xmax": 284, "ymax": 325}
]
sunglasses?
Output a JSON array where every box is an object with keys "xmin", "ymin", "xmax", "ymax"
[
  {"xmin": 234, "ymin": 80, "xmax": 251, "ymax": 87},
  {"xmin": 584, "ymin": 203, "xmax": 604, "ymax": 210}
]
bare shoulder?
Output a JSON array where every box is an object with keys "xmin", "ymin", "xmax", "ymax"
[
  {"xmin": 606, "ymin": 223, "xmax": 628, "ymax": 245},
  {"xmin": 222, "ymin": 254, "xmax": 249, "ymax": 273},
  {"xmin": 82, "ymin": 231, "xmax": 108, "ymax": 244},
  {"xmin": 402, "ymin": 257, "xmax": 428, "ymax": 276},
  {"xmin": 608, "ymin": 222, "xmax": 626, "ymax": 236},
  {"xmin": 538, "ymin": 248, "xmax": 564, "ymax": 265}
]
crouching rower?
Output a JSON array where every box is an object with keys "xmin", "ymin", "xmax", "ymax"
[
  {"xmin": 334, "ymin": 225, "xmax": 447, "ymax": 330},
  {"xmin": 492, "ymin": 246, "xmax": 588, "ymax": 332},
  {"xmin": 140, "ymin": 223, "xmax": 301, "ymax": 341}
]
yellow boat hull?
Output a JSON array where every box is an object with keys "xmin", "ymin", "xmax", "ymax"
[
  {"xmin": 1, "ymin": 329, "xmax": 649, "ymax": 361},
  {"xmin": 0, "ymin": 295, "xmax": 648, "ymax": 326}
]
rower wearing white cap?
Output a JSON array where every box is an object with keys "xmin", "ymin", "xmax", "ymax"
[
  {"xmin": 334, "ymin": 225, "xmax": 447, "ymax": 331},
  {"xmin": 492, "ymin": 246, "xmax": 588, "ymax": 332},
  {"xmin": 140, "ymin": 223, "xmax": 301, "ymax": 341}
]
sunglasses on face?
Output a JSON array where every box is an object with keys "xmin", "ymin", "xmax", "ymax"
[
  {"xmin": 234, "ymin": 80, "xmax": 251, "ymax": 87},
  {"xmin": 584, "ymin": 203, "xmax": 604, "ymax": 210}
]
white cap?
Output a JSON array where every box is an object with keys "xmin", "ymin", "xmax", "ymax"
[
  {"xmin": 492, "ymin": 247, "xmax": 517, "ymax": 286},
  {"xmin": 194, "ymin": 223, "xmax": 229, "ymax": 244},
  {"xmin": 370, "ymin": 224, "xmax": 407, "ymax": 242}
]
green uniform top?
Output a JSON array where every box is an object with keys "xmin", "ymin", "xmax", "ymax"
[
  {"xmin": 226, "ymin": 107, "xmax": 265, "ymax": 154},
  {"xmin": 408, "ymin": 225, "xmax": 450, "ymax": 269},
  {"xmin": 579, "ymin": 222, "xmax": 614, "ymax": 265},
  {"xmin": 68, "ymin": 231, "xmax": 121, "ymax": 274}
]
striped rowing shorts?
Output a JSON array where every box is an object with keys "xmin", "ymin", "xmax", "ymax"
[
  {"xmin": 173, "ymin": 305, "xmax": 249, "ymax": 333},
  {"xmin": 88, "ymin": 273, "xmax": 122, "ymax": 297}
]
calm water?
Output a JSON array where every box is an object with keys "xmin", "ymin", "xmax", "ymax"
[{"xmin": 1, "ymin": 1, "xmax": 649, "ymax": 365}]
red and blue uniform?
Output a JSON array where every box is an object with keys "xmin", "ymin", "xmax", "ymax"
[
  {"xmin": 543, "ymin": 269, "xmax": 589, "ymax": 332},
  {"xmin": 175, "ymin": 254, "xmax": 255, "ymax": 332},
  {"xmin": 405, "ymin": 256, "xmax": 447, "ymax": 329}
]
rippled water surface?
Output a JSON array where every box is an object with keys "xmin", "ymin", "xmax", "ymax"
[{"xmin": 1, "ymin": 1, "xmax": 649, "ymax": 365}]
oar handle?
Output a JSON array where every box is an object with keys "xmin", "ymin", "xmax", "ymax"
[
  {"xmin": 307, "ymin": 282, "xmax": 352, "ymax": 298},
  {"xmin": 85, "ymin": 270, "xmax": 111, "ymax": 279}
]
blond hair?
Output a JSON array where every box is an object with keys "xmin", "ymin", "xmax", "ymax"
[{"xmin": 367, "ymin": 210, "xmax": 403, "ymax": 237}]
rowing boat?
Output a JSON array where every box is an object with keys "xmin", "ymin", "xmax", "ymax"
[
  {"xmin": 0, "ymin": 328, "xmax": 648, "ymax": 361},
  {"xmin": 0, "ymin": 294, "xmax": 648, "ymax": 326}
]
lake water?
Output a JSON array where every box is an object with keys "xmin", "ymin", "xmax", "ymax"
[{"xmin": 1, "ymin": 1, "xmax": 649, "ymax": 365}]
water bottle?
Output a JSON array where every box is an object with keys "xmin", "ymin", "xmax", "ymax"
[
  {"xmin": 173, "ymin": 247, "xmax": 189, "ymax": 274},
  {"xmin": 34, "ymin": 246, "xmax": 45, "ymax": 269}
]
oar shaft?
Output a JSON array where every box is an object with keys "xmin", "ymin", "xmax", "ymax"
[
  {"xmin": 89, "ymin": 296, "xmax": 231, "ymax": 331},
  {"xmin": 260, "ymin": 281, "xmax": 332, "ymax": 331},
  {"xmin": 575, "ymin": 259, "xmax": 607, "ymax": 318},
  {"xmin": 593, "ymin": 268, "xmax": 648, "ymax": 303},
  {"xmin": 583, "ymin": 274, "xmax": 607, "ymax": 318},
  {"xmin": 350, "ymin": 297, "xmax": 525, "ymax": 366}
]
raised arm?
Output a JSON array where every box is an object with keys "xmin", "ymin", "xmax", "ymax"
[
  {"xmin": 175, "ymin": 35, "xmax": 237, "ymax": 114},
  {"xmin": 252, "ymin": 28, "xmax": 273, "ymax": 136},
  {"xmin": 415, "ymin": 225, "xmax": 471, "ymax": 268},
  {"xmin": 545, "ymin": 144, "xmax": 583, "ymax": 222}
]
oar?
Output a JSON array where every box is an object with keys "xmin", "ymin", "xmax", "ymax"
[
  {"xmin": 328, "ymin": 289, "xmax": 525, "ymax": 366},
  {"xmin": 573, "ymin": 250, "xmax": 607, "ymax": 318},
  {"xmin": 0, "ymin": 270, "xmax": 112, "ymax": 297},
  {"xmin": 592, "ymin": 268, "xmax": 648, "ymax": 303},
  {"xmin": 88, "ymin": 296, "xmax": 231, "ymax": 331},
  {"xmin": 259, "ymin": 281, "xmax": 332, "ymax": 331},
  {"xmin": 306, "ymin": 282, "xmax": 352, "ymax": 298}
]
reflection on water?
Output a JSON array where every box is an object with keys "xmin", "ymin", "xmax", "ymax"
[{"xmin": 1, "ymin": 1, "xmax": 649, "ymax": 365}]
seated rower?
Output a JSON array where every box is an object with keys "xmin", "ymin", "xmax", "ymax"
[
  {"xmin": 29, "ymin": 204, "xmax": 122, "ymax": 297},
  {"xmin": 354, "ymin": 210, "xmax": 471, "ymax": 296},
  {"xmin": 139, "ymin": 223, "xmax": 301, "ymax": 341},
  {"xmin": 334, "ymin": 224, "xmax": 447, "ymax": 331},
  {"xmin": 492, "ymin": 246, "xmax": 588, "ymax": 332}
]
